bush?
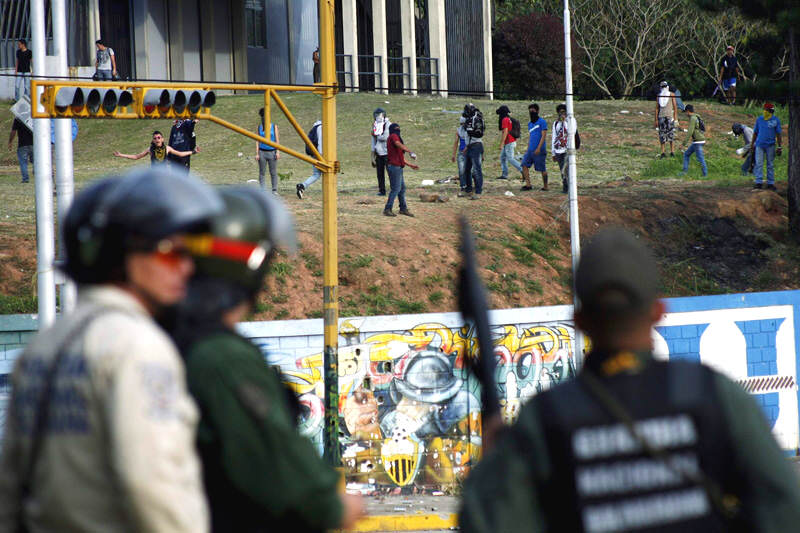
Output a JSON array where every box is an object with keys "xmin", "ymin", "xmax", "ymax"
[{"xmin": 493, "ymin": 12, "xmax": 583, "ymax": 100}]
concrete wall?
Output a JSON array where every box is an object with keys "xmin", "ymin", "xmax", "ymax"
[{"xmin": 2, "ymin": 290, "xmax": 799, "ymax": 493}]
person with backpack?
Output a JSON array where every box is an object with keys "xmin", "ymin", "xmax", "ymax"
[
  {"xmin": 551, "ymin": 104, "xmax": 571, "ymax": 193},
  {"xmin": 0, "ymin": 167, "xmax": 220, "ymax": 532},
  {"xmin": 680, "ymin": 104, "xmax": 707, "ymax": 177},
  {"xmin": 171, "ymin": 188, "xmax": 365, "ymax": 532},
  {"xmin": 521, "ymin": 103, "xmax": 548, "ymax": 191},
  {"xmin": 495, "ymin": 105, "xmax": 523, "ymax": 180},
  {"xmin": 462, "ymin": 103, "xmax": 485, "ymax": 200},
  {"xmin": 296, "ymin": 119, "xmax": 323, "ymax": 199},
  {"xmin": 371, "ymin": 107, "xmax": 391, "ymax": 196},
  {"xmin": 383, "ymin": 122, "xmax": 418, "ymax": 216}
]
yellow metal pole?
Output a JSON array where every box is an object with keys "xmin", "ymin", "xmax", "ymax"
[{"xmin": 320, "ymin": 0, "xmax": 340, "ymax": 467}]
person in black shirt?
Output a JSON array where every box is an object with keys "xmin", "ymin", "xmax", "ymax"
[
  {"xmin": 15, "ymin": 39, "xmax": 32, "ymax": 101},
  {"xmin": 113, "ymin": 130, "xmax": 198, "ymax": 167},
  {"xmin": 718, "ymin": 45, "xmax": 741, "ymax": 105},
  {"xmin": 8, "ymin": 118, "xmax": 33, "ymax": 183},
  {"xmin": 168, "ymin": 119, "xmax": 198, "ymax": 171}
]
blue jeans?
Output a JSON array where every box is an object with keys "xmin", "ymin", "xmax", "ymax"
[
  {"xmin": 741, "ymin": 151, "xmax": 753, "ymax": 175},
  {"xmin": 500, "ymin": 141, "xmax": 522, "ymax": 177},
  {"xmin": 463, "ymin": 143, "xmax": 484, "ymax": 194},
  {"xmin": 682, "ymin": 143, "xmax": 707, "ymax": 176},
  {"xmin": 15, "ymin": 73, "xmax": 30, "ymax": 100},
  {"xmin": 17, "ymin": 145, "xmax": 33, "ymax": 182},
  {"xmin": 302, "ymin": 166, "xmax": 322, "ymax": 188},
  {"xmin": 457, "ymin": 152, "xmax": 480, "ymax": 190},
  {"xmin": 385, "ymin": 164, "xmax": 407, "ymax": 211},
  {"xmin": 753, "ymin": 145, "xmax": 775, "ymax": 185},
  {"xmin": 96, "ymin": 69, "xmax": 113, "ymax": 80}
]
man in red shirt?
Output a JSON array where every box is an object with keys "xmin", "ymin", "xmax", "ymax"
[
  {"xmin": 384, "ymin": 123, "xmax": 419, "ymax": 217},
  {"xmin": 496, "ymin": 105, "xmax": 522, "ymax": 180}
]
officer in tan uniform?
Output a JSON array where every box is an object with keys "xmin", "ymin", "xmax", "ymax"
[{"xmin": 0, "ymin": 167, "xmax": 221, "ymax": 533}]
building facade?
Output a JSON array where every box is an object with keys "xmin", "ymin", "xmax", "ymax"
[{"xmin": 1, "ymin": 0, "xmax": 492, "ymax": 99}]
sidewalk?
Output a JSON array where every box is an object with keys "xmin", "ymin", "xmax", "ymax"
[{"xmin": 351, "ymin": 495, "xmax": 459, "ymax": 532}]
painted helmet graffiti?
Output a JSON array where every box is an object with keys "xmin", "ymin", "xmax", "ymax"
[{"xmin": 392, "ymin": 350, "xmax": 461, "ymax": 404}]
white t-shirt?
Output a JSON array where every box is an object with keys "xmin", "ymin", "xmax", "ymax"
[{"xmin": 97, "ymin": 47, "xmax": 115, "ymax": 71}]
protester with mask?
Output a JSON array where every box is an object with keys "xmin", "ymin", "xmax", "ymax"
[
  {"xmin": 750, "ymin": 102, "xmax": 782, "ymax": 191},
  {"xmin": 168, "ymin": 119, "xmax": 199, "ymax": 171},
  {"xmin": 461, "ymin": 103, "xmax": 485, "ymax": 199},
  {"xmin": 496, "ymin": 105, "xmax": 522, "ymax": 180},
  {"xmin": 551, "ymin": 104, "xmax": 571, "ymax": 193},
  {"xmin": 521, "ymin": 103, "xmax": 548, "ymax": 191},
  {"xmin": 0, "ymin": 167, "xmax": 219, "ymax": 532},
  {"xmin": 384, "ymin": 123, "xmax": 418, "ymax": 217},
  {"xmin": 255, "ymin": 108, "xmax": 281, "ymax": 195},
  {"xmin": 371, "ymin": 107, "xmax": 390, "ymax": 196},
  {"xmin": 731, "ymin": 122, "xmax": 754, "ymax": 176},
  {"xmin": 171, "ymin": 188, "xmax": 364, "ymax": 532},
  {"xmin": 654, "ymin": 81, "xmax": 678, "ymax": 159}
]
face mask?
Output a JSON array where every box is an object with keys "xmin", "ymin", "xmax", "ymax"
[
  {"xmin": 763, "ymin": 111, "xmax": 772, "ymax": 120},
  {"xmin": 530, "ymin": 111, "xmax": 539, "ymax": 122}
]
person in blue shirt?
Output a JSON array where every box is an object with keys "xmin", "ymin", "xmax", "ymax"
[
  {"xmin": 750, "ymin": 102, "xmax": 782, "ymax": 191},
  {"xmin": 521, "ymin": 103, "xmax": 549, "ymax": 191},
  {"xmin": 255, "ymin": 107, "xmax": 281, "ymax": 194}
]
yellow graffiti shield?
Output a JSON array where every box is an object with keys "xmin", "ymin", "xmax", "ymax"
[{"xmin": 381, "ymin": 437, "xmax": 421, "ymax": 486}]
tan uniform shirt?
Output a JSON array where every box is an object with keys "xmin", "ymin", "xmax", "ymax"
[{"xmin": 0, "ymin": 286, "xmax": 209, "ymax": 533}]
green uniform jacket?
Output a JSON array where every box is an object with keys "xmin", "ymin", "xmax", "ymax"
[
  {"xmin": 459, "ymin": 352, "xmax": 800, "ymax": 533},
  {"xmin": 685, "ymin": 114, "xmax": 706, "ymax": 144},
  {"xmin": 184, "ymin": 330, "xmax": 342, "ymax": 533}
]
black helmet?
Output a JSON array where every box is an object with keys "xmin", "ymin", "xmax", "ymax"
[
  {"xmin": 187, "ymin": 187, "xmax": 296, "ymax": 292},
  {"xmin": 62, "ymin": 167, "xmax": 222, "ymax": 284},
  {"xmin": 463, "ymin": 103, "xmax": 477, "ymax": 118},
  {"xmin": 373, "ymin": 107, "xmax": 386, "ymax": 119}
]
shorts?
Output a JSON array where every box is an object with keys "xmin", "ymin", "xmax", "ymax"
[
  {"xmin": 658, "ymin": 117, "xmax": 675, "ymax": 143},
  {"xmin": 522, "ymin": 150, "xmax": 547, "ymax": 172},
  {"xmin": 722, "ymin": 77, "xmax": 736, "ymax": 90}
]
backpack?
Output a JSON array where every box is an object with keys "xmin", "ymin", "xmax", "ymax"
[
  {"xmin": 509, "ymin": 117, "xmax": 521, "ymax": 140},
  {"xmin": 696, "ymin": 115, "xmax": 706, "ymax": 133},
  {"xmin": 465, "ymin": 109, "xmax": 485, "ymax": 139},
  {"xmin": 305, "ymin": 123, "xmax": 320, "ymax": 156}
]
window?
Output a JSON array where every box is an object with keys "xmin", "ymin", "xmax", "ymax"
[{"xmin": 244, "ymin": 0, "xmax": 265, "ymax": 48}]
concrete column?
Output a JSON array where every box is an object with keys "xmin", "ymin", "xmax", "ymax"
[
  {"xmin": 167, "ymin": 0, "xmax": 185, "ymax": 80},
  {"xmin": 88, "ymin": 0, "xmax": 101, "ymax": 66},
  {"xmin": 341, "ymin": 0, "xmax": 359, "ymax": 91},
  {"xmin": 399, "ymin": 0, "xmax": 417, "ymax": 95},
  {"xmin": 199, "ymin": 0, "xmax": 217, "ymax": 81},
  {"xmin": 371, "ymin": 0, "xmax": 388, "ymax": 94},
  {"xmin": 428, "ymin": 0, "xmax": 448, "ymax": 97},
  {"xmin": 482, "ymin": 0, "xmax": 493, "ymax": 99},
  {"xmin": 230, "ymin": 0, "xmax": 248, "ymax": 87}
]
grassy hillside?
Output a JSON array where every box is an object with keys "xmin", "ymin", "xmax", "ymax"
[{"xmin": 0, "ymin": 93, "xmax": 793, "ymax": 316}]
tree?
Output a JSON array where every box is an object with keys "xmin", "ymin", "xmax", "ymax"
[
  {"xmin": 698, "ymin": 0, "xmax": 799, "ymax": 241},
  {"xmin": 571, "ymin": 0, "xmax": 693, "ymax": 99},
  {"xmin": 682, "ymin": 8, "xmax": 752, "ymax": 90},
  {"xmin": 493, "ymin": 12, "xmax": 582, "ymax": 99}
]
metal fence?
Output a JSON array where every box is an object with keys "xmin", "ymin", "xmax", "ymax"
[
  {"xmin": 387, "ymin": 56, "xmax": 410, "ymax": 93},
  {"xmin": 416, "ymin": 56, "xmax": 439, "ymax": 94},
  {"xmin": 357, "ymin": 54, "xmax": 382, "ymax": 92},
  {"xmin": 335, "ymin": 53, "xmax": 354, "ymax": 89}
]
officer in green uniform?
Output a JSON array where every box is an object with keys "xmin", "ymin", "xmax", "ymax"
[
  {"xmin": 459, "ymin": 228, "xmax": 800, "ymax": 533},
  {"xmin": 171, "ymin": 187, "xmax": 364, "ymax": 532}
]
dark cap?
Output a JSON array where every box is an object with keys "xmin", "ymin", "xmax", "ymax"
[
  {"xmin": 684, "ymin": 104, "xmax": 694, "ymax": 113},
  {"xmin": 576, "ymin": 228, "xmax": 659, "ymax": 314}
]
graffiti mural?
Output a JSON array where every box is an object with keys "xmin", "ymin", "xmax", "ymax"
[{"xmin": 254, "ymin": 320, "xmax": 577, "ymax": 493}]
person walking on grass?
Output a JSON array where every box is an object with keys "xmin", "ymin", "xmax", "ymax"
[
  {"xmin": 521, "ymin": 103, "xmax": 548, "ymax": 191},
  {"xmin": 551, "ymin": 104, "xmax": 572, "ymax": 194},
  {"xmin": 496, "ymin": 105, "xmax": 522, "ymax": 180},
  {"xmin": 718, "ymin": 45, "xmax": 741, "ymax": 105},
  {"xmin": 452, "ymin": 116, "xmax": 479, "ymax": 197},
  {"xmin": 461, "ymin": 103, "xmax": 485, "ymax": 200},
  {"xmin": 750, "ymin": 102, "xmax": 782, "ymax": 191},
  {"xmin": 731, "ymin": 122, "xmax": 754, "ymax": 176},
  {"xmin": 383, "ymin": 123, "xmax": 418, "ymax": 217},
  {"xmin": 655, "ymin": 80, "xmax": 678, "ymax": 158},
  {"xmin": 296, "ymin": 120, "xmax": 323, "ymax": 200},
  {"xmin": 113, "ymin": 130, "xmax": 199, "ymax": 167},
  {"xmin": 679, "ymin": 104, "xmax": 707, "ymax": 177},
  {"xmin": 8, "ymin": 118, "xmax": 33, "ymax": 183},
  {"xmin": 371, "ymin": 107, "xmax": 390, "ymax": 196},
  {"xmin": 256, "ymin": 107, "xmax": 281, "ymax": 194}
]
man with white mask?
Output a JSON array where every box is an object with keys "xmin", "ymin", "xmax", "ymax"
[{"xmin": 654, "ymin": 80, "xmax": 678, "ymax": 159}]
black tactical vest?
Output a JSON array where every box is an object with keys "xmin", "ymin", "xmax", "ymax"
[{"xmin": 526, "ymin": 358, "xmax": 752, "ymax": 533}]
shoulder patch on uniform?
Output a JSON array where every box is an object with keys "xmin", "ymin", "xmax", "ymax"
[{"xmin": 140, "ymin": 363, "xmax": 178, "ymax": 420}]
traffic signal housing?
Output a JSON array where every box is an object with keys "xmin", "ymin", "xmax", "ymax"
[{"xmin": 39, "ymin": 83, "xmax": 215, "ymax": 119}]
